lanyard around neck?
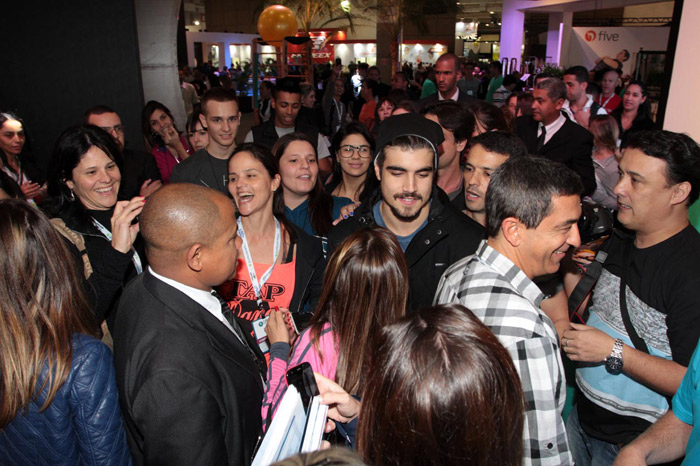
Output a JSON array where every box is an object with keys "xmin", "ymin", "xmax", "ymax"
[
  {"xmin": 236, "ymin": 217, "xmax": 281, "ymax": 307},
  {"xmin": 92, "ymin": 218, "xmax": 143, "ymax": 274}
]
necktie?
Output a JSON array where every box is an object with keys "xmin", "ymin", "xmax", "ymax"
[
  {"xmin": 212, "ymin": 291, "xmax": 266, "ymax": 379},
  {"xmin": 536, "ymin": 125, "xmax": 547, "ymax": 153}
]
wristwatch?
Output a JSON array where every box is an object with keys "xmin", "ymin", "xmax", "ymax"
[{"xmin": 605, "ymin": 339, "xmax": 624, "ymax": 375}]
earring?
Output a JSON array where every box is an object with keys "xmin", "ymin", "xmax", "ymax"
[{"xmin": 69, "ymin": 189, "xmax": 75, "ymax": 201}]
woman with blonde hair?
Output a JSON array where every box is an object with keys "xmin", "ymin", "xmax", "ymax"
[
  {"xmin": 588, "ymin": 114, "xmax": 621, "ymax": 210},
  {"xmin": 0, "ymin": 200, "xmax": 131, "ymax": 464}
]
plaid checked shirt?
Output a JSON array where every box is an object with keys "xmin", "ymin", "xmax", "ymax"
[{"xmin": 434, "ymin": 240, "xmax": 572, "ymax": 466}]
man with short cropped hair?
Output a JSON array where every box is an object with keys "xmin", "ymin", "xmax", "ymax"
[
  {"xmin": 418, "ymin": 53, "xmax": 476, "ymax": 108},
  {"xmin": 113, "ymin": 184, "xmax": 266, "ymax": 466},
  {"xmin": 367, "ymin": 65, "xmax": 391, "ymax": 98},
  {"xmin": 329, "ymin": 113, "xmax": 483, "ymax": 311},
  {"xmin": 436, "ymin": 156, "xmax": 582, "ymax": 465},
  {"xmin": 463, "ymin": 131, "xmax": 527, "ymax": 227},
  {"xmin": 245, "ymin": 77, "xmax": 331, "ymax": 175},
  {"xmin": 84, "ymin": 105, "xmax": 162, "ymax": 199},
  {"xmin": 422, "ymin": 101, "xmax": 476, "ymax": 211},
  {"xmin": 597, "ymin": 69, "xmax": 622, "ymax": 113},
  {"xmin": 563, "ymin": 130, "xmax": 700, "ymax": 466},
  {"xmin": 562, "ymin": 66, "xmax": 607, "ymax": 127},
  {"xmin": 516, "ymin": 77, "xmax": 596, "ymax": 196},
  {"xmin": 170, "ymin": 88, "xmax": 240, "ymax": 194}
]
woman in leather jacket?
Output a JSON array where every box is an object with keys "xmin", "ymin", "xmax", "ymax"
[{"xmin": 0, "ymin": 200, "xmax": 132, "ymax": 465}]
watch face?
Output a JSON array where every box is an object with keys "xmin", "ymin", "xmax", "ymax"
[{"xmin": 606, "ymin": 356, "xmax": 623, "ymax": 375}]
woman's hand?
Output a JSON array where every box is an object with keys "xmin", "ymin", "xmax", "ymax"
[
  {"xmin": 314, "ymin": 372, "xmax": 360, "ymax": 433},
  {"xmin": 110, "ymin": 197, "xmax": 145, "ymax": 254},
  {"xmin": 20, "ymin": 181, "xmax": 42, "ymax": 199},
  {"xmin": 139, "ymin": 179, "xmax": 162, "ymax": 197},
  {"xmin": 332, "ymin": 202, "xmax": 360, "ymax": 226},
  {"xmin": 265, "ymin": 307, "xmax": 292, "ymax": 345}
]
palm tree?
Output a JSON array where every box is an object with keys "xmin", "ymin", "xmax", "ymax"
[{"xmin": 373, "ymin": 0, "xmax": 457, "ymax": 75}]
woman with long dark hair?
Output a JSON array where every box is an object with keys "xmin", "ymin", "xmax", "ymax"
[
  {"xmin": 44, "ymin": 125, "xmax": 145, "ymax": 327},
  {"xmin": 273, "ymin": 132, "xmax": 351, "ymax": 238},
  {"xmin": 0, "ymin": 200, "xmax": 132, "ymax": 465},
  {"xmin": 217, "ymin": 143, "xmax": 324, "ymax": 335},
  {"xmin": 0, "ymin": 112, "xmax": 45, "ymax": 202},
  {"xmin": 611, "ymin": 80, "xmax": 655, "ymax": 147},
  {"xmin": 326, "ymin": 122, "xmax": 378, "ymax": 206},
  {"xmin": 315, "ymin": 303, "xmax": 525, "ymax": 466},
  {"xmin": 263, "ymin": 227, "xmax": 409, "ymax": 429},
  {"xmin": 141, "ymin": 100, "xmax": 192, "ymax": 183}
]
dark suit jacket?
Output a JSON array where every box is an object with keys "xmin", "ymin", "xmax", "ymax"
[
  {"xmin": 516, "ymin": 114, "xmax": 596, "ymax": 196},
  {"xmin": 113, "ymin": 271, "xmax": 265, "ymax": 466},
  {"xmin": 418, "ymin": 90, "xmax": 476, "ymax": 110}
]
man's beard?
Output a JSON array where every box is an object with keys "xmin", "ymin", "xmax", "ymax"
[{"xmin": 387, "ymin": 192, "xmax": 426, "ymax": 222}]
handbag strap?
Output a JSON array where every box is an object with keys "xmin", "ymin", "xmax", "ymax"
[{"xmin": 618, "ymin": 239, "xmax": 650, "ymax": 354}]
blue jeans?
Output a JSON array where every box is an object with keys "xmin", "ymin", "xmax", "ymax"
[{"xmin": 567, "ymin": 405, "xmax": 620, "ymax": 466}]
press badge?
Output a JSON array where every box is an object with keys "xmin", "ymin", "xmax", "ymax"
[{"xmin": 252, "ymin": 316, "xmax": 270, "ymax": 354}]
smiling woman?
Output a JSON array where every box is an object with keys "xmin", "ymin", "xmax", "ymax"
[
  {"xmin": 141, "ymin": 100, "xmax": 193, "ymax": 183},
  {"xmin": 216, "ymin": 143, "xmax": 324, "ymax": 337},
  {"xmin": 273, "ymin": 132, "xmax": 352, "ymax": 239},
  {"xmin": 44, "ymin": 125, "xmax": 146, "ymax": 329},
  {"xmin": 0, "ymin": 112, "xmax": 46, "ymax": 203}
]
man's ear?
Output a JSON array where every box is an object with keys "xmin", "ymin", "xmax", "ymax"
[
  {"xmin": 198, "ymin": 113, "xmax": 207, "ymax": 128},
  {"xmin": 270, "ymin": 98, "xmax": 277, "ymax": 110},
  {"xmin": 500, "ymin": 217, "xmax": 523, "ymax": 248},
  {"xmin": 456, "ymin": 138, "xmax": 468, "ymax": 154},
  {"xmin": 554, "ymin": 98, "xmax": 565, "ymax": 111},
  {"xmin": 671, "ymin": 181, "xmax": 692, "ymax": 206},
  {"xmin": 374, "ymin": 163, "xmax": 382, "ymax": 181},
  {"xmin": 186, "ymin": 243, "xmax": 204, "ymax": 272}
]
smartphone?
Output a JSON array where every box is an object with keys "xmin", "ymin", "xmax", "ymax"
[{"xmin": 286, "ymin": 362, "xmax": 319, "ymax": 411}]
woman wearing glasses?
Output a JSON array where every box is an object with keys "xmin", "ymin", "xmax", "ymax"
[{"xmin": 327, "ymin": 122, "xmax": 378, "ymax": 206}]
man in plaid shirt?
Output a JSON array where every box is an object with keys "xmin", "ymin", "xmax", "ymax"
[{"xmin": 435, "ymin": 156, "xmax": 582, "ymax": 465}]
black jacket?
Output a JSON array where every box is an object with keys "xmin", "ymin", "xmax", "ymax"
[
  {"xmin": 250, "ymin": 119, "xmax": 319, "ymax": 151},
  {"xmin": 418, "ymin": 90, "xmax": 477, "ymax": 110},
  {"xmin": 328, "ymin": 187, "xmax": 484, "ymax": 311},
  {"xmin": 288, "ymin": 224, "xmax": 326, "ymax": 329},
  {"xmin": 54, "ymin": 207, "xmax": 143, "ymax": 325},
  {"xmin": 113, "ymin": 270, "xmax": 265, "ymax": 466},
  {"xmin": 516, "ymin": 114, "xmax": 596, "ymax": 196}
]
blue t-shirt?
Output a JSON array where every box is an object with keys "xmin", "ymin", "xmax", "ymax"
[
  {"xmin": 672, "ymin": 342, "xmax": 700, "ymax": 465},
  {"xmin": 373, "ymin": 201, "xmax": 428, "ymax": 252}
]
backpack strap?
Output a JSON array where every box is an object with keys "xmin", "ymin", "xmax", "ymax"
[{"xmin": 50, "ymin": 218, "xmax": 93, "ymax": 279}]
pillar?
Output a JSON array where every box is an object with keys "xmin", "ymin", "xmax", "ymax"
[
  {"xmin": 499, "ymin": 0, "xmax": 525, "ymax": 71},
  {"xmin": 134, "ymin": 0, "xmax": 187, "ymax": 130},
  {"xmin": 546, "ymin": 12, "xmax": 573, "ymax": 66}
]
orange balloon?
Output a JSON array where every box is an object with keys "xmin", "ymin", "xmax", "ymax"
[{"xmin": 258, "ymin": 5, "xmax": 298, "ymax": 43}]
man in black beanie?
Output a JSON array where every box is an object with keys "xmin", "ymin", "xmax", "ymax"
[{"xmin": 328, "ymin": 113, "xmax": 483, "ymax": 311}]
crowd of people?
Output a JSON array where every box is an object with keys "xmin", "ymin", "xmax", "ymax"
[{"xmin": 1, "ymin": 50, "xmax": 700, "ymax": 466}]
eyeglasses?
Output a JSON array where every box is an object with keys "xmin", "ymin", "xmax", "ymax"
[
  {"xmin": 339, "ymin": 144, "xmax": 371, "ymax": 158},
  {"xmin": 99, "ymin": 125, "xmax": 124, "ymax": 135}
]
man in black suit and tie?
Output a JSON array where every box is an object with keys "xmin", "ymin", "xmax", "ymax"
[
  {"xmin": 516, "ymin": 78, "xmax": 596, "ymax": 196},
  {"xmin": 113, "ymin": 183, "xmax": 267, "ymax": 466},
  {"xmin": 419, "ymin": 53, "xmax": 476, "ymax": 109}
]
